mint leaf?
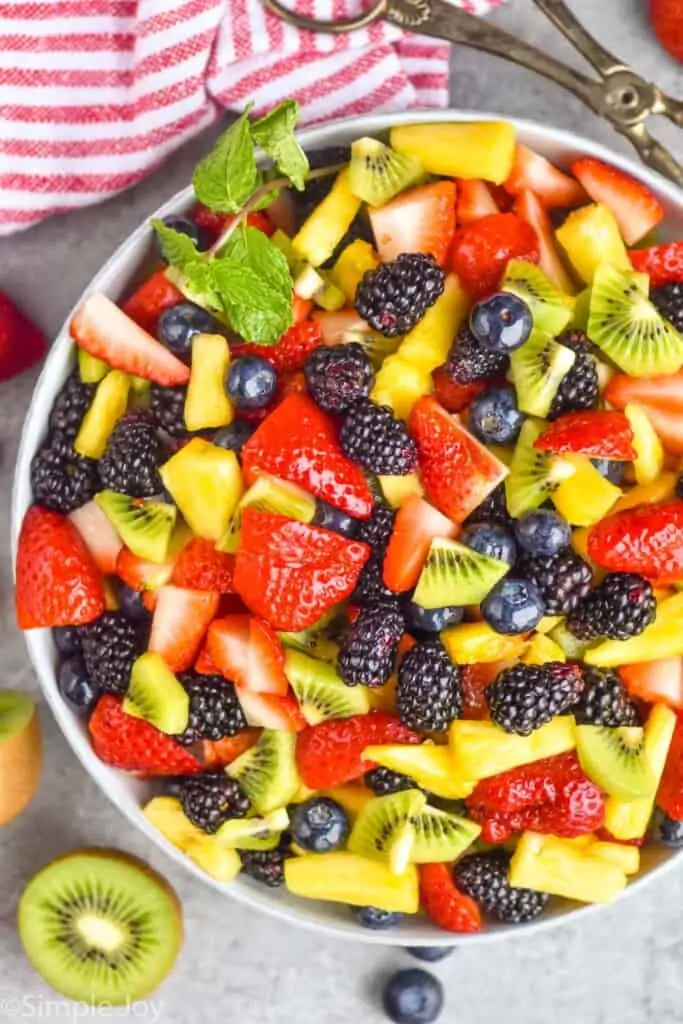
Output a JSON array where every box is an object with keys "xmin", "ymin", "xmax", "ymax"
[
  {"xmin": 193, "ymin": 109, "xmax": 259, "ymax": 214},
  {"xmin": 219, "ymin": 225, "xmax": 292, "ymax": 296},
  {"xmin": 252, "ymin": 101, "xmax": 308, "ymax": 191},
  {"xmin": 212, "ymin": 260, "xmax": 292, "ymax": 345},
  {"xmin": 151, "ymin": 219, "xmax": 202, "ymax": 273}
]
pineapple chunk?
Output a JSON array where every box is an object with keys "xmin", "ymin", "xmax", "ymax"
[
  {"xmin": 144, "ymin": 796, "xmax": 242, "ymax": 882},
  {"xmin": 367, "ymin": 673, "xmax": 397, "ymax": 712},
  {"xmin": 535, "ymin": 616, "xmax": 563, "ymax": 635},
  {"xmin": 74, "ymin": 370, "xmax": 131, "ymax": 459},
  {"xmin": 185, "ymin": 333, "xmax": 233, "ymax": 431},
  {"xmin": 585, "ymin": 597, "xmax": 683, "ymax": 666},
  {"xmin": 624, "ymin": 404, "xmax": 664, "ymax": 486},
  {"xmin": 395, "ymin": 275, "xmax": 469, "ymax": 374},
  {"xmin": 292, "ymin": 168, "xmax": 362, "ymax": 267},
  {"xmin": 552, "ymin": 455, "xmax": 621, "ymax": 526},
  {"xmin": 285, "ymin": 852, "xmax": 419, "ymax": 913},
  {"xmin": 522, "ymin": 633, "xmax": 566, "ymax": 665},
  {"xmin": 185, "ymin": 841, "xmax": 241, "ymax": 882},
  {"xmin": 319, "ymin": 785, "xmax": 373, "ymax": 821},
  {"xmin": 449, "ymin": 717, "xmax": 576, "ymax": 780},
  {"xmin": 589, "ymin": 841, "xmax": 640, "ymax": 876},
  {"xmin": 555, "ymin": 204, "xmax": 631, "ymax": 284},
  {"xmin": 332, "ymin": 240, "xmax": 379, "ymax": 303},
  {"xmin": 611, "ymin": 473, "xmax": 677, "ymax": 513},
  {"xmin": 390, "ymin": 122, "xmax": 516, "ymax": 184},
  {"xmin": 371, "ymin": 354, "xmax": 432, "ymax": 420},
  {"xmin": 441, "ymin": 622, "xmax": 528, "ymax": 665},
  {"xmin": 161, "ymin": 438, "xmax": 243, "ymax": 541},
  {"xmin": 363, "ymin": 743, "xmax": 476, "ymax": 799},
  {"xmin": 379, "ymin": 473, "xmax": 425, "ymax": 508},
  {"xmin": 510, "ymin": 832, "xmax": 628, "ymax": 904}
]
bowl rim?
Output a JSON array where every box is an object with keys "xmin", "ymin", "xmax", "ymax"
[{"xmin": 11, "ymin": 108, "xmax": 683, "ymax": 946}]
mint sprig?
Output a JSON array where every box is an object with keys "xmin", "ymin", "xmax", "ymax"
[
  {"xmin": 251, "ymin": 100, "xmax": 308, "ymax": 191},
  {"xmin": 193, "ymin": 108, "xmax": 258, "ymax": 215}
]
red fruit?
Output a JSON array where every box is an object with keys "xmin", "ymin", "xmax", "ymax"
[
  {"xmin": 198, "ymin": 729, "xmax": 262, "ymax": 768},
  {"xmin": 587, "ymin": 502, "xmax": 683, "ymax": 581},
  {"xmin": 418, "ymin": 863, "xmax": 482, "ymax": 934},
  {"xmin": 383, "ymin": 495, "xmax": 458, "ymax": 592},
  {"xmin": 456, "ymin": 179, "xmax": 499, "ymax": 225},
  {"xmin": 409, "ymin": 396, "xmax": 508, "ymax": 523},
  {"xmin": 513, "ymin": 190, "xmax": 575, "ymax": 293},
  {"xmin": 595, "ymin": 828, "xmax": 645, "ymax": 847},
  {"xmin": 311, "ymin": 310, "xmax": 368, "ymax": 346},
  {"xmin": 606, "ymin": 371, "xmax": 683, "ymax": 453},
  {"xmin": 572, "ymin": 157, "xmax": 664, "ymax": 246},
  {"xmin": 449, "ymin": 213, "xmax": 539, "ymax": 300},
  {"xmin": 142, "ymin": 591, "xmax": 158, "ymax": 613},
  {"xmin": 207, "ymin": 614, "xmax": 288, "ymax": 695},
  {"xmin": 69, "ymin": 501, "xmax": 123, "ymax": 576},
  {"xmin": 296, "ymin": 711, "xmax": 420, "ymax": 789},
  {"xmin": 431, "ymin": 366, "xmax": 487, "ymax": 413},
  {"xmin": 0, "ymin": 291, "xmax": 46, "ymax": 382},
  {"xmin": 171, "ymin": 538, "xmax": 235, "ymax": 593},
  {"xmin": 122, "ymin": 269, "xmax": 184, "ymax": 335},
  {"xmin": 620, "ymin": 659, "xmax": 683, "ymax": 710},
  {"xmin": 237, "ymin": 688, "xmax": 307, "ymax": 732},
  {"xmin": 292, "ymin": 295, "xmax": 314, "ymax": 324},
  {"xmin": 116, "ymin": 548, "xmax": 175, "ymax": 592},
  {"xmin": 242, "ymin": 393, "xmax": 373, "ymax": 518},
  {"xmin": 89, "ymin": 694, "xmax": 201, "ymax": 775},
  {"xmin": 148, "ymin": 585, "xmax": 220, "ymax": 672},
  {"xmin": 657, "ymin": 711, "xmax": 683, "ymax": 819},
  {"xmin": 466, "ymin": 752, "xmax": 605, "ymax": 843},
  {"xmin": 650, "ymin": 0, "xmax": 683, "ymax": 62},
  {"xmin": 369, "ymin": 181, "xmax": 456, "ymax": 266},
  {"xmin": 193, "ymin": 206, "xmax": 274, "ymax": 242},
  {"xmin": 461, "ymin": 662, "xmax": 503, "ymax": 720},
  {"xmin": 194, "ymin": 643, "xmax": 219, "ymax": 675},
  {"xmin": 16, "ymin": 506, "xmax": 105, "ymax": 629},
  {"xmin": 232, "ymin": 320, "xmax": 323, "ymax": 374},
  {"xmin": 534, "ymin": 410, "xmax": 637, "ymax": 461},
  {"xmin": 234, "ymin": 509, "xmax": 370, "ymax": 631},
  {"xmin": 630, "ymin": 240, "xmax": 683, "ymax": 288},
  {"xmin": 71, "ymin": 293, "xmax": 190, "ymax": 386},
  {"xmin": 504, "ymin": 145, "xmax": 587, "ymax": 209}
]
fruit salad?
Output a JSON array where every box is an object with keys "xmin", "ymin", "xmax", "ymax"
[{"xmin": 15, "ymin": 101, "xmax": 683, "ymax": 935}]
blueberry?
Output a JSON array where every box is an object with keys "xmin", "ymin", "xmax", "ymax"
[
  {"xmin": 58, "ymin": 657, "xmax": 101, "ymax": 716},
  {"xmin": 312, "ymin": 501, "xmax": 359, "ymax": 539},
  {"xmin": 481, "ymin": 577, "xmax": 545, "ymax": 635},
  {"xmin": 290, "ymin": 797, "xmax": 349, "ymax": 853},
  {"xmin": 406, "ymin": 947, "xmax": 454, "ymax": 963},
  {"xmin": 353, "ymin": 906, "xmax": 404, "ymax": 930},
  {"xmin": 403, "ymin": 600, "xmax": 464, "ymax": 636},
  {"xmin": 157, "ymin": 214, "xmax": 210, "ymax": 253},
  {"xmin": 383, "ymin": 969, "xmax": 444, "ymax": 1024},
  {"xmin": 460, "ymin": 520, "xmax": 517, "ymax": 566},
  {"xmin": 469, "ymin": 387, "xmax": 525, "ymax": 445},
  {"xmin": 120, "ymin": 585, "xmax": 151, "ymax": 622},
  {"xmin": 226, "ymin": 356, "xmax": 278, "ymax": 410},
  {"xmin": 53, "ymin": 626, "xmax": 82, "ymax": 657},
  {"xmin": 514, "ymin": 509, "xmax": 571, "ymax": 558},
  {"xmin": 591, "ymin": 458, "xmax": 627, "ymax": 486},
  {"xmin": 213, "ymin": 420, "xmax": 256, "ymax": 456},
  {"xmin": 157, "ymin": 302, "xmax": 224, "ymax": 361},
  {"xmin": 470, "ymin": 292, "xmax": 533, "ymax": 353},
  {"xmin": 652, "ymin": 809, "xmax": 683, "ymax": 846}
]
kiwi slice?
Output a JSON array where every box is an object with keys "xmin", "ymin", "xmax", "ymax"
[
  {"xmin": 411, "ymin": 805, "xmax": 481, "ymax": 863},
  {"xmin": 548, "ymin": 620, "xmax": 594, "ymax": 660},
  {"xmin": 122, "ymin": 652, "xmax": 189, "ymax": 735},
  {"xmin": 575, "ymin": 724, "xmax": 656, "ymax": 800},
  {"xmin": 502, "ymin": 259, "xmax": 573, "ymax": 336},
  {"xmin": 18, "ymin": 849, "xmax": 182, "ymax": 1005},
  {"xmin": 227, "ymin": 729, "xmax": 301, "ymax": 815},
  {"xmin": 509, "ymin": 328, "xmax": 577, "ymax": 418},
  {"xmin": 241, "ymin": 473, "xmax": 316, "ymax": 523},
  {"xmin": 348, "ymin": 789, "xmax": 426, "ymax": 874},
  {"xmin": 216, "ymin": 503, "xmax": 242, "ymax": 554},
  {"xmin": 589, "ymin": 264, "xmax": 683, "ymax": 376},
  {"xmin": 413, "ymin": 538, "xmax": 508, "ymax": 609},
  {"xmin": 284, "ymin": 649, "xmax": 369, "ymax": 724},
  {"xmin": 505, "ymin": 419, "xmax": 576, "ymax": 518},
  {"xmin": 78, "ymin": 347, "xmax": 109, "ymax": 384},
  {"xmin": 74, "ymin": 370, "xmax": 131, "ymax": 459},
  {"xmin": 341, "ymin": 328, "xmax": 402, "ymax": 368},
  {"xmin": 215, "ymin": 807, "xmax": 290, "ymax": 851},
  {"xmin": 349, "ymin": 137, "xmax": 423, "ymax": 207},
  {"xmin": 95, "ymin": 490, "xmax": 177, "ymax": 563}
]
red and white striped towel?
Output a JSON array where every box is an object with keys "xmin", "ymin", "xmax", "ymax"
[{"xmin": 0, "ymin": 0, "xmax": 502, "ymax": 236}]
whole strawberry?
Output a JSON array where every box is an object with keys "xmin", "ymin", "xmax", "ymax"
[
  {"xmin": 651, "ymin": 0, "xmax": 683, "ymax": 61},
  {"xmin": 0, "ymin": 291, "xmax": 46, "ymax": 381},
  {"xmin": 419, "ymin": 863, "xmax": 482, "ymax": 934},
  {"xmin": 89, "ymin": 694, "xmax": 202, "ymax": 775}
]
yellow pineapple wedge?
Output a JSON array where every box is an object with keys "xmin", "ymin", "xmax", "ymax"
[
  {"xmin": 605, "ymin": 704, "xmax": 676, "ymax": 840},
  {"xmin": 285, "ymin": 852, "xmax": 419, "ymax": 913},
  {"xmin": 144, "ymin": 796, "xmax": 242, "ymax": 882},
  {"xmin": 319, "ymin": 785, "xmax": 373, "ymax": 821},
  {"xmin": 449, "ymin": 717, "xmax": 576, "ymax": 780},
  {"xmin": 589, "ymin": 841, "xmax": 640, "ymax": 876},
  {"xmin": 372, "ymin": 354, "xmax": 433, "ymax": 420},
  {"xmin": 611, "ymin": 473, "xmax": 677, "ymax": 513},
  {"xmin": 555, "ymin": 204, "xmax": 631, "ymax": 283},
  {"xmin": 624, "ymin": 404, "xmax": 664, "ymax": 486},
  {"xmin": 535, "ymin": 616, "xmax": 563, "ymax": 636},
  {"xmin": 395, "ymin": 275, "xmax": 469, "ymax": 374},
  {"xmin": 332, "ymin": 240, "xmax": 379, "ymax": 303},
  {"xmin": 184, "ymin": 333, "xmax": 233, "ymax": 432},
  {"xmin": 552, "ymin": 454, "xmax": 621, "ymax": 526},
  {"xmin": 585, "ymin": 595, "xmax": 683, "ymax": 666},
  {"xmin": 292, "ymin": 168, "xmax": 362, "ymax": 267},
  {"xmin": 522, "ymin": 633, "xmax": 566, "ymax": 665},
  {"xmin": 74, "ymin": 370, "xmax": 131, "ymax": 459},
  {"xmin": 441, "ymin": 622, "xmax": 528, "ymax": 665},
  {"xmin": 363, "ymin": 743, "xmax": 476, "ymax": 799},
  {"xmin": 185, "ymin": 841, "xmax": 242, "ymax": 883},
  {"xmin": 390, "ymin": 122, "xmax": 516, "ymax": 184},
  {"xmin": 161, "ymin": 438, "xmax": 243, "ymax": 541},
  {"xmin": 379, "ymin": 473, "xmax": 425, "ymax": 508},
  {"xmin": 509, "ymin": 832, "xmax": 628, "ymax": 904}
]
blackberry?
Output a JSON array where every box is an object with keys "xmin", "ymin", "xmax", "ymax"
[
  {"xmin": 652, "ymin": 283, "xmax": 683, "ymax": 333},
  {"xmin": 396, "ymin": 639, "xmax": 463, "ymax": 732},
  {"xmin": 358, "ymin": 502, "xmax": 396, "ymax": 552},
  {"xmin": 574, "ymin": 667, "xmax": 640, "ymax": 727},
  {"xmin": 548, "ymin": 330, "xmax": 599, "ymax": 420},
  {"xmin": 173, "ymin": 773, "xmax": 250, "ymax": 834},
  {"xmin": 464, "ymin": 483, "xmax": 512, "ymax": 527},
  {"xmin": 567, "ymin": 572, "xmax": 656, "ymax": 641},
  {"xmin": 355, "ymin": 254, "xmax": 445, "ymax": 337},
  {"xmin": 304, "ymin": 343, "xmax": 373, "ymax": 412},
  {"xmin": 353, "ymin": 554, "xmax": 397, "ymax": 607},
  {"xmin": 48, "ymin": 372, "xmax": 96, "ymax": 441},
  {"xmin": 445, "ymin": 325, "xmax": 510, "ymax": 384},
  {"xmin": 240, "ymin": 834, "xmax": 292, "ymax": 887},
  {"xmin": 31, "ymin": 439, "xmax": 100, "ymax": 513},
  {"xmin": 364, "ymin": 767, "xmax": 416, "ymax": 797},
  {"xmin": 340, "ymin": 399, "xmax": 418, "ymax": 475},
  {"xmin": 176, "ymin": 674, "xmax": 247, "ymax": 745},
  {"xmin": 338, "ymin": 602, "xmax": 405, "ymax": 687},
  {"xmin": 487, "ymin": 662, "xmax": 584, "ymax": 736},
  {"xmin": 516, "ymin": 550, "xmax": 593, "ymax": 615},
  {"xmin": 150, "ymin": 383, "xmax": 187, "ymax": 436},
  {"xmin": 454, "ymin": 853, "xmax": 549, "ymax": 924},
  {"xmin": 99, "ymin": 415, "xmax": 164, "ymax": 498},
  {"xmin": 81, "ymin": 613, "xmax": 141, "ymax": 695}
]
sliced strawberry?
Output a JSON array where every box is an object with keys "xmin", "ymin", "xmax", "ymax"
[
  {"xmin": 383, "ymin": 495, "xmax": 458, "ymax": 592},
  {"xmin": 0, "ymin": 291, "xmax": 46, "ymax": 382},
  {"xmin": 195, "ymin": 643, "xmax": 219, "ymax": 675},
  {"xmin": 650, "ymin": 0, "xmax": 683, "ymax": 61},
  {"xmin": 311, "ymin": 310, "xmax": 369, "ymax": 346},
  {"xmin": 504, "ymin": 145, "xmax": 587, "ymax": 209},
  {"xmin": 236, "ymin": 688, "xmax": 307, "ymax": 732},
  {"xmin": 449, "ymin": 212, "xmax": 540, "ymax": 300},
  {"xmin": 534, "ymin": 410, "xmax": 636, "ymax": 461},
  {"xmin": 69, "ymin": 500, "xmax": 123, "ymax": 576},
  {"xmin": 572, "ymin": 157, "xmax": 664, "ymax": 246},
  {"xmin": 606, "ymin": 372, "xmax": 683, "ymax": 453},
  {"xmin": 71, "ymin": 293, "xmax": 190, "ymax": 386},
  {"xmin": 292, "ymin": 295, "xmax": 313, "ymax": 323},
  {"xmin": 89, "ymin": 694, "xmax": 201, "ymax": 775},
  {"xmin": 16, "ymin": 506, "xmax": 105, "ymax": 629},
  {"xmin": 171, "ymin": 538, "xmax": 235, "ymax": 593},
  {"xmin": 148, "ymin": 585, "xmax": 219, "ymax": 672},
  {"xmin": 418, "ymin": 863, "xmax": 482, "ymax": 934},
  {"xmin": 456, "ymin": 179, "xmax": 499, "ymax": 225},
  {"xmin": 513, "ymin": 190, "xmax": 575, "ymax": 293},
  {"xmin": 629, "ymin": 240, "xmax": 683, "ymax": 288},
  {"xmin": 409, "ymin": 396, "xmax": 508, "ymax": 523},
  {"xmin": 431, "ymin": 366, "xmax": 487, "ymax": 413},
  {"xmin": 142, "ymin": 590, "xmax": 158, "ymax": 613},
  {"xmin": 122, "ymin": 269, "xmax": 184, "ymax": 335},
  {"xmin": 232, "ymin": 320, "xmax": 322, "ymax": 373},
  {"xmin": 198, "ymin": 728, "xmax": 262, "ymax": 768},
  {"xmin": 116, "ymin": 548, "xmax": 175, "ymax": 592},
  {"xmin": 587, "ymin": 501, "xmax": 683, "ymax": 580},
  {"xmin": 657, "ymin": 711, "xmax": 683, "ymax": 819},
  {"xmin": 207, "ymin": 614, "xmax": 288, "ymax": 695},
  {"xmin": 242, "ymin": 393, "xmax": 373, "ymax": 518},
  {"xmin": 369, "ymin": 181, "xmax": 456, "ymax": 266},
  {"xmin": 620, "ymin": 659, "xmax": 683, "ymax": 710}
]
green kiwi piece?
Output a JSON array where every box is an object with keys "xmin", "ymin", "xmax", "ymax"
[
  {"xmin": 349, "ymin": 137, "xmax": 423, "ymax": 207},
  {"xmin": 505, "ymin": 419, "xmax": 576, "ymax": 518},
  {"xmin": 122, "ymin": 652, "xmax": 189, "ymax": 735},
  {"xmin": 575, "ymin": 724, "xmax": 655, "ymax": 800},
  {"xmin": 18, "ymin": 849, "xmax": 182, "ymax": 1005},
  {"xmin": 502, "ymin": 259, "xmax": 573, "ymax": 336},
  {"xmin": 341, "ymin": 328, "xmax": 401, "ymax": 368},
  {"xmin": 78, "ymin": 347, "xmax": 109, "ymax": 384},
  {"xmin": 283, "ymin": 650, "xmax": 369, "ymax": 724},
  {"xmin": 278, "ymin": 611, "xmax": 344, "ymax": 663},
  {"xmin": 413, "ymin": 538, "xmax": 508, "ymax": 609},
  {"xmin": 348, "ymin": 789, "xmax": 426, "ymax": 873},
  {"xmin": 509, "ymin": 328, "xmax": 577, "ymax": 417},
  {"xmin": 227, "ymin": 729, "xmax": 300, "ymax": 815},
  {"xmin": 74, "ymin": 370, "xmax": 131, "ymax": 459},
  {"xmin": 588, "ymin": 264, "xmax": 683, "ymax": 376},
  {"xmin": 216, "ymin": 503, "xmax": 242, "ymax": 553},
  {"xmin": 548, "ymin": 620, "xmax": 594, "ymax": 660},
  {"xmin": 215, "ymin": 807, "xmax": 289, "ymax": 851},
  {"xmin": 95, "ymin": 490, "xmax": 177, "ymax": 564},
  {"xmin": 241, "ymin": 473, "xmax": 316, "ymax": 523},
  {"xmin": 411, "ymin": 806, "xmax": 481, "ymax": 863},
  {"xmin": 569, "ymin": 287, "xmax": 591, "ymax": 331}
]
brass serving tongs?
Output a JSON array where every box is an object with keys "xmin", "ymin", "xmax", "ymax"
[{"xmin": 262, "ymin": 0, "xmax": 683, "ymax": 187}]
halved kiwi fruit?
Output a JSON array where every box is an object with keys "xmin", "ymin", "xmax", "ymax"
[
  {"xmin": 349, "ymin": 137, "xmax": 423, "ymax": 207},
  {"xmin": 95, "ymin": 490, "xmax": 177, "ymax": 563},
  {"xmin": 122, "ymin": 652, "xmax": 189, "ymax": 735},
  {"xmin": 241, "ymin": 473, "xmax": 316, "ymax": 523},
  {"xmin": 277, "ymin": 611, "xmax": 345, "ymax": 663},
  {"xmin": 348, "ymin": 789, "xmax": 426, "ymax": 874},
  {"xmin": 575, "ymin": 724, "xmax": 655, "ymax": 800},
  {"xmin": 411, "ymin": 806, "xmax": 481, "ymax": 863},
  {"xmin": 74, "ymin": 370, "xmax": 131, "ymax": 459},
  {"xmin": 284, "ymin": 649, "xmax": 369, "ymax": 724},
  {"xmin": 227, "ymin": 729, "xmax": 300, "ymax": 815},
  {"xmin": 588, "ymin": 264, "xmax": 683, "ymax": 376},
  {"xmin": 505, "ymin": 419, "xmax": 576, "ymax": 518},
  {"xmin": 413, "ymin": 538, "xmax": 508, "ymax": 609},
  {"xmin": 18, "ymin": 849, "xmax": 183, "ymax": 1005},
  {"xmin": 215, "ymin": 807, "xmax": 290, "ymax": 851},
  {"xmin": 502, "ymin": 259, "xmax": 573, "ymax": 336},
  {"xmin": 509, "ymin": 328, "xmax": 577, "ymax": 418}
]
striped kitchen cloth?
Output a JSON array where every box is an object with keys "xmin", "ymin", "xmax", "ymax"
[{"xmin": 0, "ymin": 0, "xmax": 503, "ymax": 235}]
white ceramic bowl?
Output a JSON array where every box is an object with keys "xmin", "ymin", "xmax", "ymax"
[{"xmin": 12, "ymin": 110, "xmax": 683, "ymax": 945}]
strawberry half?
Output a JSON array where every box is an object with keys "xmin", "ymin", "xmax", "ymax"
[
  {"xmin": 534, "ymin": 410, "xmax": 637, "ymax": 461},
  {"xmin": 368, "ymin": 181, "xmax": 456, "ymax": 266},
  {"xmin": 383, "ymin": 495, "xmax": 458, "ymax": 592},
  {"xmin": 122, "ymin": 269, "xmax": 185, "ymax": 335},
  {"xmin": 148, "ymin": 585, "xmax": 219, "ymax": 672},
  {"xmin": 198, "ymin": 729, "xmax": 262, "ymax": 768},
  {"xmin": 16, "ymin": 506, "xmax": 105, "ymax": 629},
  {"xmin": 504, "ymin": 145, "xmax": 587, "ymax": 209},
  {"xmin": 455, "ymin": 179, "xmax": 499, "ymax": 225},
  {"xmin": 587, "ymin": 501, "xmax": 683, "ymax": 580},
  {"xmin": 236, "ymin": 688, "xmax": 307, "ymax": 732},
  {"xmin": 418, "ymin": 863, "xmax": 482, "ymax": 934},
  {"xmin": 606, "ymin": 371, "xmax": 683, "ymax": 453},
  {"xmin": 0, "ymin": 291, "xmax": 46, "ymax": 382},
  {"xmin": 630, "ymin": 241, "xmax": 683, "ymax": 288},
  {"xmin": 89, "ymin": 694, "xmax": 201, "ymax": 775},
  {"xmin": 449, "ymin": 212, "xmax": 540, "ymax": 300},
  {"xmin": 620, "ymin": 659, "xmax": 683, "ymax": 711},
  {"xmin": 650, "ymin": 0, "xmax": 683, "ymax": 63},
  {"xmin": 116, "ymin": 548, "xmax": 176, "ymax": 592},
  {"xmin": 431, "ymin": 366, "xmax": 487, "ymax": 414},
  {"xmin": 513, "ymin": 190, "xmax": 575, "ymax": 293},
  {"xmin": 572, "ymin": 157, "xmax": 664, "ymax": 246},
  {"xmin": 232, "ymin": 320, "xmax": 323, "ymax": 373},
  {"xmin": 69, "ymin": 501, "xmax": 123, "ymax": 576},
  {"xmin": 171, "ymin": 538, "xmax": 235, "ymax": 593},
  {"xmin": 207, "ymin": 614, "xmax": 288, "ymax": 695}
]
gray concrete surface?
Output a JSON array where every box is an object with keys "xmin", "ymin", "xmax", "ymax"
[{"xmin": 2, "ymin": 1, "xmax": 683, "ymax": 1020}]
